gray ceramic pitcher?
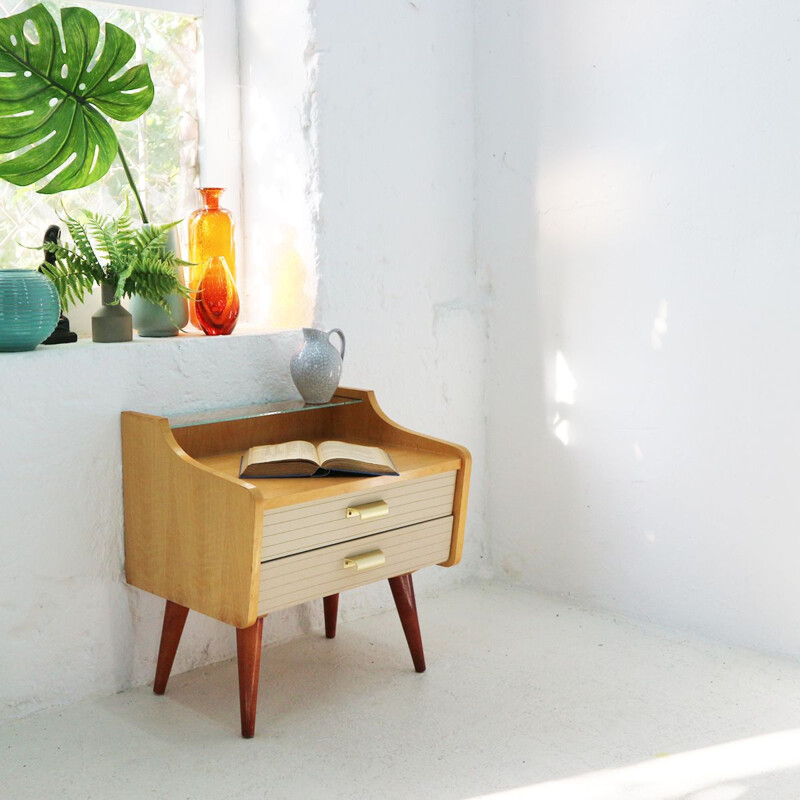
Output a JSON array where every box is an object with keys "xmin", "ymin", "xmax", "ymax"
[{"xmin": 290, "ymin": 327, "xmax": 346, "ymax": 404}]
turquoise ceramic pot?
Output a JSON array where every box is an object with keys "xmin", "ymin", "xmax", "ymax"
[{"xmin": 0, "ymin": 269, "xmax": 60, "ymax": 352}]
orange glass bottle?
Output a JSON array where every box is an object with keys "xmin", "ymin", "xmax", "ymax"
[
  {"xmin": 195, "ymin": 256, "xmax": 239, "ymax": 335},
  {"xmin": 188, "ymin": 187, "xmax": 236, "ymax": 330}
]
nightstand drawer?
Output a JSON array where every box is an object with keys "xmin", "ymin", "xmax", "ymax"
[
  {"xmin": 258, "ymin": 516, "xmax": 453, "ymax": 614},
  {"xmin": 261, "ymin": 471, "xmax": 456, "ymax": 560}
]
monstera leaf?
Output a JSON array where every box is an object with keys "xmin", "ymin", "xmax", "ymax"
[{"xmin": 0, "ymin": 3, "xmax": 154, "ymax": 195}]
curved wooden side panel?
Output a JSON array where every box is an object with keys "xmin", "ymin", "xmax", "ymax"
[
  {"xmin": 122, "ymin": 412, "xmax": 263, "ymax": 628},
  {"xmin": 332, "ymin": 388, "xmax": 471, "ymax": 566}
]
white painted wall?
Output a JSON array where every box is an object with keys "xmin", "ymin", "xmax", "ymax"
[
  {"xmin": 312, "ymin": 0, "xmax": 490, "ymax": 589},
  {"xmin": 478, "ymin": 0, "xmax": 800, "ymax": 657},
  {"xmin": 0, "ymin": 334, "xmax": 309, "ymax": 721}
]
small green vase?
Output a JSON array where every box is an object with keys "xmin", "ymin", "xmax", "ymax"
[{"xmin": 0, "ymin": 269, "xmax": 59, "ymax": 352}]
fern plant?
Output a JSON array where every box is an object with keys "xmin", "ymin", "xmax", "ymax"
[{"xmin": 40, "ymin": 203, "xmax": 191, "ymax": 314}]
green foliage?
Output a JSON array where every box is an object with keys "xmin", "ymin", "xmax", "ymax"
[
  {"xmin": 0, "ymin": 4, "xmax": 199, "ymax": 266},
  {"xmin": 0, "ymin": 3, "xmax": 154, "ymax": 197},
  {"xmin": 40, "ymin": 202, "xmax": 191, "ymax": 314}
]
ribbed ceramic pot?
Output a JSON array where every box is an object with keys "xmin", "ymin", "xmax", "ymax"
[{"xmin": 0, "ymin": 269, "xmax": 59, "ymax": 352}]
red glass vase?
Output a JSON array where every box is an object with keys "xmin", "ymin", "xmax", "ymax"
[{"xmin": 195, "ymin": 256, "xmax": 239, "ymax": 335}]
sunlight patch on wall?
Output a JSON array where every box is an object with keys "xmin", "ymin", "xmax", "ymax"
[
  {"xmin": 266, "ymin": 226, "xmax": 315, "ymax": 329},
  {"xmin": 239, "ymin": 0, "xmax": 320, "ymax": 329},
  {"xmin": 552, "ymin": 350, "xmax": 576, "ymax": 446},
  {"xmin": 651, "ymin": 299, "xmax": 669, "ymax": 350},
  {"xmin": 555, "ymin": 350, "xmax": 577, "ymax": 405},
  {"xmin": 553, "ymin": 412, "xmax": 570, "ymax": 446}
]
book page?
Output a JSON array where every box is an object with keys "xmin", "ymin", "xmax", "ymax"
[
  {"xmin": 245, "ymin": 440, "xmax": 320, "ymax": 467},
  {"xmin": 317, "ymin": 441, "xmax": 395, "ymax": 470}
]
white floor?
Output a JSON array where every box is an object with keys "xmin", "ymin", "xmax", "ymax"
[{"xmin": 5, "ymin": 580, "xmax": 800, "ymax": 800}]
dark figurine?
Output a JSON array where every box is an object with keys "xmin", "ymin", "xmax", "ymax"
[{"xmin": 40, "ymin": 224, "xmax": 77, "ymax": 345}]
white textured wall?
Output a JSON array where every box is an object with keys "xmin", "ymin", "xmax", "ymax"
[
  {"xmin": 312, "ymin": 0, "xmax": 490, "ymax": 595},
  {"xmin": 0, "ymin": 333, "xmax": 311, "ymax": 721},
  {"xmin": 478, "ymin": 0, "xmax": 800, "ymax": 657}
]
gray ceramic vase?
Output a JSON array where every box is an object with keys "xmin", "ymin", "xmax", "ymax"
[
  {"xmin": 129, "ymin": 230, "xmax": 188, "ymax": 337},
  {"xmin": 290, "ymin": 327, "xmax": 346, "ymax": 404},
  {"xmin": 92, "ymin": 283, "xmax": 133, "ymax": 343}
]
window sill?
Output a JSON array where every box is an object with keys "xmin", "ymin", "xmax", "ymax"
[
  {"xmin": 22, "ymin": 324, "xmax": 298, "ymax": 350},
  {"xmin": 4, "ymin": 328, "xmax": 304, "ymax": 419}
]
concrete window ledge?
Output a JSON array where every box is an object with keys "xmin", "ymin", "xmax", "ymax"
[{"xmin": 2, "ymin": 327, "xmax": 302, "ymax": 416}]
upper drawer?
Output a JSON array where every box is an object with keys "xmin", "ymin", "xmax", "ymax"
[{"xmin": 261, "ymin": 471, "xmax": 456, "ymax": 560}]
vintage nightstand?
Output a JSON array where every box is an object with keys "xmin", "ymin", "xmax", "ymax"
[{"xmin": 122, "ymin": 387, "xmax": 470, "ymax": 737}]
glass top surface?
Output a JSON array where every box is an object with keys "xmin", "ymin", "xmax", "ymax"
[{"xmin": 168, "ymin": 395, "xmax": 362, "ymax": 428}]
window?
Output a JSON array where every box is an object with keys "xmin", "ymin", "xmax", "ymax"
[
  {"xmin": 0, "ymin": 0, "xmax": 200, "ymax": 261},
  {"xmin": 0, "ymin": 0, "xmax": 241, "ymax": 334}
]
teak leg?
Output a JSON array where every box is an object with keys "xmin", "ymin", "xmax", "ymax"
[
  {"xmin": 236, "ymin": 616, "xmax": 265, "ymax": 738},
  {"xmin": 388, "ymin": 573, "xmax": 426, "ymax": 673},
  {"xmin": 323, "ymin": 593, "xmax": 339, "ymax": 639},
  {"xmin": 153, "ymin": 600, "xmax": 189, "ymax": 695}
]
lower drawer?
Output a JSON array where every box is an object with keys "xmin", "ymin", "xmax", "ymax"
[{"xmin": 257, "ymin": 516, "xmax": 453, "ymax": 615}]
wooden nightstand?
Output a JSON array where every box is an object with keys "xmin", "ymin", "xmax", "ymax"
[{"xmin": 121, "ymin": 387, "xmax": 470, "ymax": 737}]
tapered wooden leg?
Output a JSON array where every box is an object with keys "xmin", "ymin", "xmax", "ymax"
[
  {"xmin": 388, "ymin": 573, "xmax": 426, "ymax": 673},
  {"xmin": 153, "ymin": 600, "xmax": 189, "ymax": 695},
  {"xmin": 236, "ymin": 616, "xmax": 264, "ymax": 738},
  {"xmin": 323, "ymin": 593, "xmax": 339, "ymax": 639}
]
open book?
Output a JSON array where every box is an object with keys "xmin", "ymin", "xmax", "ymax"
[{"xmin": 239, "ymin": 440, "xmax": 399, "ymax": 478}]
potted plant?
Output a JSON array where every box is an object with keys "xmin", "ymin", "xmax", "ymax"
[
  {"xmin": 41, "ymin": 203, "xmax": 191, "ymax": 342},
  {"xmin": 0, "ymin": 3, "xmax": 190, "ymax": 341}
]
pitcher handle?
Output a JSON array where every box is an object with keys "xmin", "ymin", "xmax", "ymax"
[{"xmin": 328, "ymin": 328, "xmax": 345, "ymax": 361}]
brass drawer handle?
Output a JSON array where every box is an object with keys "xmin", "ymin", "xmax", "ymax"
[
  {"xmin": 346, "ymin": 500, "xmax": 389, "ymax": 520},
  {"xmin": 343, "ymin": 549, "xmax": 386, "ymax": 571}
]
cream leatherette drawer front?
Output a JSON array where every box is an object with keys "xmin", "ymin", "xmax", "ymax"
[
  {"xmin": 258, "ymin": 516, "xmax": 453, "ymax": 615},
  {"xmin": 261, "ymin": 471, "xmax": 456, "ymax": 560}
]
